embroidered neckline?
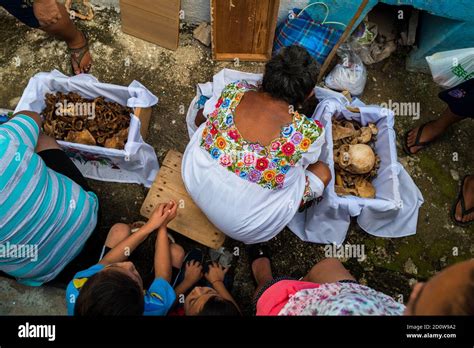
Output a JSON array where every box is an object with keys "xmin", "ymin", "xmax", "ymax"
[
  {"xmin": 200, "ymin": 81, "xmax": 323, "ymax": 190},
  {"xmin": 229, "ymin": 90, "xmax": 304, "ymax": 154}
]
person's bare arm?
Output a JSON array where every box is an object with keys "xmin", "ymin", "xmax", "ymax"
[
  {"xmin": 154, "ymin": 225, "xmax": 172, "ymax": 282},
  {"xmin": 99, "ymin": 203, "xmax": 172, "ymax": 265},
  {"xmin": 212, "ymin": 280, "xmax": 239, "ymax": 310},
  {"xmin": 205, "ymin": 263, "xmax": 239, "ymax": 310},
  {"xmin": 195, "ymin": 109, "xmax": 207, "ymax": 128},
  {"xmin": 99, "ymin": 223, "xmax": 158, "ymax": 266},
  {"xmin": 174, "ymin": 261, "xmax": 203, "ymax": 301},
  {"xmin": 154, "ymin": 201, "xmax": 178, "ymax": 282},
  {"xmin": 12, "ymin": 110, "xmax": 42, "ymax": 129}
]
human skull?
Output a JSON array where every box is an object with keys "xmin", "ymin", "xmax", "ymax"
[{"xmin": 335, "ymin": 144, "xmax": 376, "ymax": 174}]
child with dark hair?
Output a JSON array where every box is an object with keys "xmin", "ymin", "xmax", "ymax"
[
  {"xmin": 167, "ymin": 251, "xmax": 240, "ymax": 316},
  {"xmin": 183, "ymin": 262, "xmax": 240, "ymax": 316},
  {"xmin": 66, "ymin": 201, "xmax": 184, "ymax": 316}
]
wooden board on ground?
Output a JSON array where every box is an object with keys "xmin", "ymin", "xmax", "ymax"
[
  {"xmin": 211, "ymin": 0, "xmax": 280, "ymax": 61},
  {"xmin": 120, "ymin": 0, "xmax": 180, "ymax": 51},
  {"xmin": 140, "ymin": 150, "xmax": 226, "ymax": 249}
]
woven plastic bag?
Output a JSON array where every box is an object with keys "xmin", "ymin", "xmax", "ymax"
[{"xmin": 273, "ymin": 2, "xmax": 345, "ymax": 65}]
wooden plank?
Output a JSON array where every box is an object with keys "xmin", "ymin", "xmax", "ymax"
[
  {"xmin": 265, "ymin": 0, "xmax": 280, "ymax": 58},
  {"xmin": 134, "ymin": 107, "xmax": 152, "ymax": 139},
  {"xmin": 214, "ymin": 0, "xmax": 257, "ymax": 55},
  {"xmin": 120, "ymin": 1, "xmax": 179, "ymax": 51},
  {"xmin": 121, "ymin": 0, "xmax": 180, "ymax": 19},
  {"xmin": 407, "ymin": 9, "xmax": 419, "ymax": 46},
  {"xmin": 318, "ymin": 0, "xmax": 370, "ymax": 82},
  {"xmin": 140, "ymin": 151, "xmax": 225, "ymax": 249},
  {"xmin": 162, "ymin": 149, "xmax": 183, "ymax": 171},
  {"xmin": 211, "ymin": 0, "xmax": 280, "ymax": 61},
  {"xmin": 153, "ymin": 166, "xmax": 188, "ymax": 196},
  {"xmin": 214, "ymin": 53, "xmax": 270, "ymax": 62}
]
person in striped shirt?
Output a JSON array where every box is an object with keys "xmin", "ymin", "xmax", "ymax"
[{"xmin": 0, "ymin": 110, "xmax": 99, "ymax": 286}]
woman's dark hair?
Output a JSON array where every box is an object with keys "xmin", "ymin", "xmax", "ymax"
[
  {"xmin": 75, "ymin": 269, "xmax": 144, "ymax": 316},
  {"xmin": 197, "ymin": 296, "xmax": 241, "ymax": 316},
  {"xmin": 262, "ymin": 45, "xmax": 320, "ymax": 106}
]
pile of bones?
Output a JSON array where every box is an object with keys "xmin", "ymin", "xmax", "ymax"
[
  {"xmin": 332, "ymin": 117, "xmax": 380, "ymax": 198},
  {"xmin": 42, "ymin": 92, "xmax": 132, "ymax": 149}
]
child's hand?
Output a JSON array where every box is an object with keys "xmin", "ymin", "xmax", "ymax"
[
  {"xmin": 205, "ymin": 262, "xmax": 228, "ymax": 285},
  {"xmin": 146, "ymin": 202, "xmax": 173, "ymax": 230},
  {"xmin": 184, "ymin": 260, "xmax": 203, "ymax": 285},
  {"xmin": 163, "ymin": 200, "xmax": 178, "ymax": 226}
]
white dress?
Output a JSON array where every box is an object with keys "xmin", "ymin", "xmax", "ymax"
[{"xmin": 182, "ymin": 81, "xmax": 326, "ymax": 244}]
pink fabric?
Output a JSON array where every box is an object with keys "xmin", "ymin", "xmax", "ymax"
[{"xmin": 256, "ymin": 280, "xmax": 320, "ymax": 316}]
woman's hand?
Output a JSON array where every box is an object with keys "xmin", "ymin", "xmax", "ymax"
[
  {"xmin": 205, "ymin": 262, "xmax": 228, "ymax": 285},
  {"xmin": 146, "ymin": 202, "xmax": 173, "ymax": 231},
  {"xmin": 183, "ymin": 260, "xmax": 203, "ymax": 285},
  {"xmin": 33, "ymin": 0, "xmax": 62, "ymax": 27}
]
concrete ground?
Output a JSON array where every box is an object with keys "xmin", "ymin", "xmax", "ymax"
[{"xmin": 0, "ymin": 8, "xmax": 472, "ymax": 316}]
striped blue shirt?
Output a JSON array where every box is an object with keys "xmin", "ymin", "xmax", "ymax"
[{"xmin": 0, "ymin": 115, "xmax": 99, "ymax": 286}]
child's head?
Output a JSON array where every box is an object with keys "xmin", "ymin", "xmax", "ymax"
[
  {"xmin": 405, "ymin": 260, "xmax": 474, "ymax": 315},
  {"xmin": 184, "ymin": 286, "xmax": 241, "ymax": 316},
  {"xmin": 75, "ymin": 261, "xmax": 144, "ymax": 316}
]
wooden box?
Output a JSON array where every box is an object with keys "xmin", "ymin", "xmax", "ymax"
[
  {"xmin": 120, "ymin": 0, "xmax": 180, "ymax": 51},
  {"xmin": 211, "ymin": 0, "xmax": 280, "ymax": 61},
  {"xmin": 140, "ymin": 150, "xmax": 226, "ymax": 249}
]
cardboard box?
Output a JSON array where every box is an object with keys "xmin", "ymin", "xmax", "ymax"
[{"xmin": 120, "ymin": 0, "xmax": 180, "ymax": 51}]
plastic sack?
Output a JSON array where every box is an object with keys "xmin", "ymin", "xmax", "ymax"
[
  {"xmin": 0, "ymin": 108, "xmax": 13, "ymax": 124},
  {"xmin": 287, "ymin": 87, "xmax": 424, "ymax": 245},
  {"xmin": 273, "ymin": 2, "xmax": 345, "ymax": 65},
  {"xmin": 325, "ymin": 43, "xmax": 367, "ymax": 96},
  {"xmin": 426, "ymin": 48, "xmax": 474, "ymax": 88},
  {"xmin": 348, "ymin": 16, "xmax": 397, "ymax": 65},
  {"xmin": 15, "ymin": 70, "xmax": 159, "ymax": 187}
]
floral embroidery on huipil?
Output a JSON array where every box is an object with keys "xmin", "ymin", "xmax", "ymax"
[{"xmin": 200, "ymin": 81, "xmax": 323, "ymax": 190}]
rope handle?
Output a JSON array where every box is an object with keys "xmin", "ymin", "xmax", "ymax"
[{"xmin": 296, "ymin": 2, "xmax": 347, "ymax": 29}]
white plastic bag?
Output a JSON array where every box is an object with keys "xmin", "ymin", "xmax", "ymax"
[
  {"xmin": 15, "ymin": 70, "xmax": 159, "ymax": 187},
  {"xmin": 325, "ymin": 43, "xmax": 367, "ymax": 96},
  {"xmin": 426, "ymin": 48, "xmax": 474, "ymax": 88}
]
